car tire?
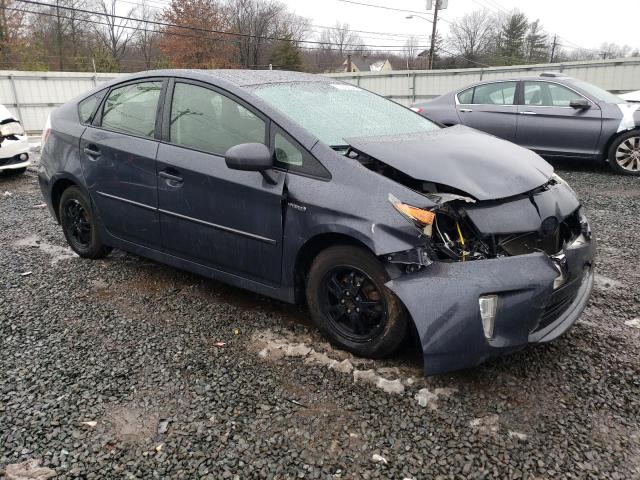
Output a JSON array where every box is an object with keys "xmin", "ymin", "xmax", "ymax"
[
  {"xmin": 59, "ymin": 186, "xmax": 112, "ymax": 259},
  {"xmin": 306, "ymin": 245, "xmax": 408, "ymax": 359},
  {"xmin": 608, "ymin": 130, "xmax": 640, "ymax": 175}
]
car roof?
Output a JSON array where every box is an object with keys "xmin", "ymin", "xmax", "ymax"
[
  {"xmin": 462, "ymin": 74, "xmax": 576, "ymax": 88},
  {"xmin": 110, "ymin": 69, "xmax": 331, "ymax": 87}
]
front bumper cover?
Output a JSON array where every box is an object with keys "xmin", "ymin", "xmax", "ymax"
[
  {"xmin": 386, "ymin": 237, "xmax": 595, "ymax": 375},
  {"xmin": 0, "ymin": 134, "xmax": 30, "ymax": 168}
]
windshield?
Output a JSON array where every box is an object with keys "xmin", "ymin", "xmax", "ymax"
[
  {"xmin": 571, "ymin": 79, "xmax": 625, "ymax": 104},
  {"xmin": 249, "ymin": 81, "xmax": 440, "ymax": 147}
]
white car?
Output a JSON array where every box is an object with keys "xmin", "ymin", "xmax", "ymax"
[
  {"xmin": 620, "ymin": 90, "xmax": 640, "ymax": 103},
  {"xmin": 0, "ymin": 104, "xmax": 30, "ymax": 174}
]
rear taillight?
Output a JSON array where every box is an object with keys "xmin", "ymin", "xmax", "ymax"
[
  {"xmin": 41, "ymin": 114, "xmax": 51, "ymax": 147},
  {"xmin": 410, "ymin": 107, "xmax": 423, "ymax": 113}
]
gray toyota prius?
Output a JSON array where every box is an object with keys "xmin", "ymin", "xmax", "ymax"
[
  {"xmin": 38, "ymin": 70, "xmax": 595, "ymax": 375},
  {"xmin": 411, "ymin": 73, "xmax": 640, "ymax": 175}
]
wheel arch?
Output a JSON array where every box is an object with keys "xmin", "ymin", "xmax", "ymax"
[
  {"xmin": 604, "ymin": 127, "xmax": 640, "ymax": 161},
  {"xmin": 293, "ymin": 232, "xmax": 373, "ymax": 303},
  {"xmin": 50, "ymin": 174, "xmax": 90, "ymax": 223}
]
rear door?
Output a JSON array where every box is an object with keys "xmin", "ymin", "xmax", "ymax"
[
  {"xmin": 455, "ymin": 81, "xmax": 519, "ymax": 141},
  {"xmin": 516, "ymin": 81, "xmax": 602, "ymax": 156},
  {"xmin": 156, "ymin": 79, "xmax": 285, "ymax": 284},
  {"xmin": 80, "ymin": 79, "xmax": 165, "ymax": 249}
]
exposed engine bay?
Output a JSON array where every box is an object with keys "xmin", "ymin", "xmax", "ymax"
[{"xmin": 346, "ymin": 147, "xmax": 589, "ymax": 268}]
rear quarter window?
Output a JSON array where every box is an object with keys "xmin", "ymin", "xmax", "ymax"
[
  {"xmin": 457, "ymin": 88, "xmax": 473, "ymax": 104},
  {"xmin": 78, "ymin": 90, "xmax": 106, "ymax": 124}
]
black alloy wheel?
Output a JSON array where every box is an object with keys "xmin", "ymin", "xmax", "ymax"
[
  {"xmin": 59, "ymin": 186, "xmax": 112, "ymax": 258},
  {"xmin": 63, "ymin": 199, "xmax": 92, "ymax": 250},
  {"xmin": 306, "ymin": 245, "xmax": 408, "ymax": 359},
  {"xmin": 320, "ymin": 266, "xmax": 388, "ymax": 343}
]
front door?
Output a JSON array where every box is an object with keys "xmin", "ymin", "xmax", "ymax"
[
  {"xmin": 80, "ymin": 79, "xmax": 164, "ymax": 249},
  {"xmin": 516, "ymin": 81, "xmax": 602, "ymax": 157},
  {"xmin": 456, "ymin": 81, "xmax": 519, "ymax": 141},
  {"xmin": 157, "ymin": 80, "xmax": 284, "ymax": 284}
]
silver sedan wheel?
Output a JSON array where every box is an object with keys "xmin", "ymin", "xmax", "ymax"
[{"xmin": 615, "ymin": 136, "xmax": 640, "ymax": 171}]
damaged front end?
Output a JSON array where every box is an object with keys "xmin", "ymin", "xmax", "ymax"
[{"xmin": 345, "ymin": 141, "xmax": 595, "ymax": 375}]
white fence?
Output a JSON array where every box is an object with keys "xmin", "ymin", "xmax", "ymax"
[
  {"xmin": 331, "ymin": 57, "xmax": 640, "ymax": 106},
  {"xmin": 2, "ymin": 57, "xmax": 640, "ymax": 132}
]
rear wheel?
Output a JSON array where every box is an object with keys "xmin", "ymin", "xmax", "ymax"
[
  {"xmin": 608, "ymin": 131, "xmax": 640, "ymax": 175},
  {"xmin": 305, "ymin": 245, "xmax": 408, "ymax": 359},
  {"xmin": 59, "ymin": 186, "xmax": 111, "ymax": 258}
]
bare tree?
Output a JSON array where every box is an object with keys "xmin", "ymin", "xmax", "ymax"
[
  {"xmin": 91, "ymin": 0, "xmax": 138, "ymax": 66},
  {"xmin": 228, "ymin": 0, "xmax": 288, "ymax": 68},
  {"xmin": 320, "ymin": 22, "xmax": 365, "ymax": 57},
  {"xmin": 448, "ymin": 9, "xmax": 497, "ymax": 66},
  {"xmin": 1, "ymin": 0, "xmax": 30, "ymax": 67},
  {"xmin": 28, "ymin": 0, "xmax": 92, "ymax": 70},
  {"xmin": 403, "ymin": 35, "xmax": 419, "ymax": 69},
  {"xmin": 135, "ymin": 0, "xmax": 159, "ymax": 69},
  {"xmin": 599, "ymin": 42, "xmax": 632, "ymax": 60}
]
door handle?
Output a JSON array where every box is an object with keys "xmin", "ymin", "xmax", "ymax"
[
  {"xmin": 83, "ymin": 146, "xmax": 101, "ymax": 158},
  {"xmin": 520, "ymin": 111, "xmax": 538, "ymax": 115},
  {"xmin": 459, "ymin": 108, "xmax": 473, "ymax": 113},
  {"xmin": 159, "ymin": 169, "xmax": 184, "ymax": 184}
]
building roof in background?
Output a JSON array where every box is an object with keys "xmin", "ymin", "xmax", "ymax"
[{"xmin": 369, "ymin": 60, "xmax": 387, "ymax": 72}]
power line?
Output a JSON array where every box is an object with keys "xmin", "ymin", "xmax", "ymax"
[
  {"xmin": 336, "ymin": 0, "xmax": 453, "ymax": 26},
  {"xmin": 13, "ymin": 0, "xmax": 447, "ymax": 49},
  {"xmin": 2, "ymin": 4, "xmax": 440, "ymax": 53},
  {"xmin": 337, "ymin": 0, "xmax": 434, "ymax": 18}
]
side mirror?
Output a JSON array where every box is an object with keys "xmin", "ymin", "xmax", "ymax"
[
  {"xmin": 570, "ymin": 98, "xmax": 590, "ymax": 109},
  {"xmin": 225, "ymin": 143, "xmax": 273, "ymax": 171}
]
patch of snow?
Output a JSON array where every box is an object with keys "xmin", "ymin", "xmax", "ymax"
[
  {"xmin": 5, "ymin": 459, "xmax": 56, "ymax": 480},
  {"xmin": 331, "ymin": 358, "xmax": 354, "ymax": 374},
  {"xmin": 624, "ymin": 318, "xmax": 640, "ymax": 329},
  {"xmin": 415, "ymin": 387, "xmax": 457, "ymax": 410},
  {"xmin": 252, "ymin": 329, "xmax": 456, "ymax": 400},
  {"xmin": 469, "ymin": 414, "xmax": 500, "ymax": 434},
  {"xmin": 508, "ymin": 430, "xmax": 529, "ymax": 441},
  {"xmin": 376, "ymin": 378, "xmax": 405, "ymax": 394},
  {"xmin": 14, "ymin": 235, "xmax": 77, "ymax": 265},
  {"xmin": 371, "ymin": 453, "xmax": 388, "ymax": 464}
]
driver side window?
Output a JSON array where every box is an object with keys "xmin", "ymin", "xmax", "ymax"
[{"xmin": 169, "ymin": 82, "xmax": 266, "ymax": 155}]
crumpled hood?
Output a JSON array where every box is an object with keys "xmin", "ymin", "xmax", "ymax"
[{"xmin": 346, "ymin": 125, "xmax": 554, "ymax": 200}]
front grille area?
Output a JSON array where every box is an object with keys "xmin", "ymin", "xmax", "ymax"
[
  {"xmin": 535, "ymin": 272, "xmax": 584, "ymax": 332},
  {"xmin": 0, "ymin": 154, "xmax": 27, "ymax": 167},
  {"xmin": 500, "ymin": 209, "xmax": 583, "ymax": 257}
]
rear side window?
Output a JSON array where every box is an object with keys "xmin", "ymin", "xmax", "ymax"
[
  {"xmin": 169, "ymin": 82, "xmax": 266, "ymax": 155},
  {"xmin": 78, "ymin": 90, "xmax": 106, "ymax": 124},
  {"xmin": 523, "ymin": 81, "xmax": 585, "ymax": 107},
  {"xmin": 101, "ymin": 81, "xmax": 162, "ymax": 138},
  {"xmin": 470, "ymin": 82, "xmax": 517, "ymax": 105}
]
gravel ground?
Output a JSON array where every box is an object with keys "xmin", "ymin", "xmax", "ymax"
[{"xmin": 1, "ymin": 158, "xmax": 639, "ymax": 479}]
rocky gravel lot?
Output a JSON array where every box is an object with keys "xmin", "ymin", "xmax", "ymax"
[{"xmin": 1, "ymin": 159, "xmax": 639, "ymax": 479}]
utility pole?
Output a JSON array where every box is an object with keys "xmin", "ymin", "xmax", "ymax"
[
  {"xmin": 428, "ymin": 0, "xmax": 439, "ymax": 70},
  {"xmin": 347, "ymin": 53, "xmax": 352, "ymax": 72},
  {"xmin": 550, "ymin": 34, "xmax": 558, "ymax": 63},
  {"xmin": 56, "ymin": 0, "xmax": 63, "ymax": 71}
]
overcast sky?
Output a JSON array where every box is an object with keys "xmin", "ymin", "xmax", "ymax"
[{"xmin": 281, "ymin": 0, "xmax": 640, "ymax": 55}]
